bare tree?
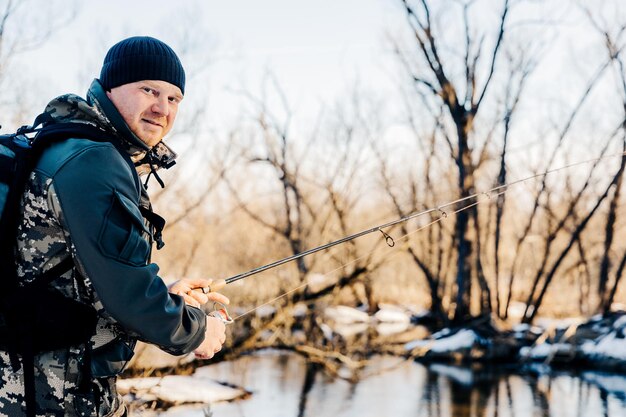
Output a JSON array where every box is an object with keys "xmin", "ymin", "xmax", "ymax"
[
  {"xmin": 395, "ymin": 0, "xmax": 518, "ymax": 321},
  {"xmin": 0, "ymin": 0, "xmax": 76, "ymax": 82},
  {"xmin": 493, "ymin": 46, "xmax": 536, "ymax": 318},
  {"xmin": 587, "ymin": 12, "xmax": 626, "ymax": 314},
  {"xmin": 225, "ymin": 78, "xmax": 314, "ymax": 278},
  {"xmin": 391, "ymin": 0, "xmax": 626, "ymax": 324},
  {"xmin": 518, "ymin": 7, "xmax": 626, "ymax": 321},
  {"xmin": 0, "ymin": 0, "xmax": 78, "ymax": 126}
]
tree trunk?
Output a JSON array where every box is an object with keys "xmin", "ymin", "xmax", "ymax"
[{"xmin": 453, "ymin": 118, "xmax": 475, "ymax": 321}]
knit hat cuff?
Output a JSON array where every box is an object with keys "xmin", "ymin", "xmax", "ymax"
[{"xmin": 99, "ymin": 37, "xmax": 186, "ymax": 94}]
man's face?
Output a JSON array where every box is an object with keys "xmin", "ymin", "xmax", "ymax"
[{"xmin": 106, "ymin": 80, "xmax": 183, "ymax": 148}]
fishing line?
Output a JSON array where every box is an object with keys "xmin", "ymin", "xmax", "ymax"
[
  {"xmin": 233, "ymin": 190, "xmax": 504, "ymax": 320},
  {"xmin": 219, "ymin": 150, "xmax": 626, "ymax": 320},
  {"xmin": 210, "ymin": 152, "xmax": 625, "ymax": 383},
  {"xmin": 230, "ymin": 193, "xmax": 505, "ymax": 382}
]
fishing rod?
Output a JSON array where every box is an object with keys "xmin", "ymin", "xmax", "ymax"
[
  {"xmin": 196, "ymin": 213, "xmax": 429, "ymax": 322},
  {"xmin": 198, "ymin": 186, "xmax": 501, "ymax": 323},
  {"xmin": 207, "ymin": 206, "xmax": 438, "ymax": 289},
  {"xmin": 197, "ymin": 151, "xmax": 626, "ymax": 323}
]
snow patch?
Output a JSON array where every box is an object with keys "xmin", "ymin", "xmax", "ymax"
[
  {"xmin": 375, "ymin": 321, "xmax": 410, "ymax": 336},
  {"xmin": 431, "ymin": 328, "xmax": 452, "ymax": 338},
  {"xmin": 117, "ymin": 375, "xmax": 246, "ymax": 404},
  {"xmin": 130, "ymin": 404, "xmax": 210, "ymax": 417},
  {"xmin": 292, "ymin": 302, "xmax": 308, "ymax": 318},
  {"xmin": 333, "ymin": 322, "xmax": 369, "ymax": 338},
  {"xmin": 374, "ymin": 307, "xmax": 410, "ymax": 323},
  {"xmin": 255, "ymin": 305, "xmax": 276, "ymax": 319},
  {"xmin": 306, "ymin": 273, "xmax": 336, "ymax": 293},
  {"xmin": 613, "ymin": 315, "xmax": 626, "ymax": 330},
  {"xmin": 405, "ymin": 329, "xmax": 478, "ymax": 353},
  {"xmin": 582, "ymin": 332, "xmax": 626, "ymax": 361},
  {"xmin": 520, "ymin": 343, "xmax": 572, "ymax": 359},
  {"xmin": 324, "ymin": 305, "xmax": 370, "ymax": 324}
]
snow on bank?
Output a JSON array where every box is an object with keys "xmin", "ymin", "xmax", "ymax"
[
  {"xmin": 581, "ymin": 330, "xmax": 626, "ymax": 361},
  {"xmin": 520, "ymin": 343, "xmax": 574, "ymax": 360},
  {"xmin": 376, "ymin": 321, "xmax": 410, "ymax": 336},
  {"xmin": 374, "ymin": 305, "xmax": 411, "ymax": 323},
  {"xmin": 321, "ymin": 304, "xmax": 414, "ymax": 338},
  {"xmin": 404, "ymin": 329, "xmax": 479, "ymax": 353},
  {"xmin": 580, "ymin": 313, "xmax": 626, "ymax": 362},
  {"xmin": 324, "ymin": 305, "xmax": 369, "ymax": 324},
  {"xmin": 117, "ymin": 375, "xmax": 247, "ymax": 405},
  {"xmin": 519, "ymin": 312, "xmax": 626, "ymax": 365},
  {"xmin": 130, "ymin": 404, "xmax": 211, "ymax": 417},
  {"xmin": 615, "ymin": 315, "xmax": 626, "ymax": 329}
]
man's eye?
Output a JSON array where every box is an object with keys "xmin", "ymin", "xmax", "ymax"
[
  {"xmin": 142, "ymin": 87, "xmax": 156, "ymax": 95},
  {"xmin": 168, "ymin": 97, "xmax": 180, "ymax": 104}
]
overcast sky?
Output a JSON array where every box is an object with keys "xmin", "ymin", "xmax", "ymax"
[
  {"xmin": 7, "ymin": 0, "xmax": 401, "ymax": 133},
  {"xmin": 3, "ymin": 0, "xmax": 625, "ymax": 160}
]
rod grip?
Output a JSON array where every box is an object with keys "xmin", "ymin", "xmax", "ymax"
[
  {"xmin": 191, "ymin": 278, "xmax": 227, "ymax": 295},
  {"xmin": 209, "ymin": 278, "xmax": 227, "ymax": 292}
]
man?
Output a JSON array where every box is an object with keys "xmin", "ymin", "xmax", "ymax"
[{"xmin": 0, "ymin": 36, "xmax": 227, "ymax": 416}]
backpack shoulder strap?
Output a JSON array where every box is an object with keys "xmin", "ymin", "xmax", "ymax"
[
  {"xmin": 33, "ymin": 122, "xmax": 112, "ymax": 148},
  {"xmin": 0, "ymin": 121, "xmax": 115, "ymax": 291}
]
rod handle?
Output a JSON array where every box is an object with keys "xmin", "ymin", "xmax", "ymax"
[
  {"xmin": 208, "ymin": 278, "xmax": 227, "ymax": 292},
  {"xmin": 191, "ymin": 278, "xmax": 227, "ymax": 295}
]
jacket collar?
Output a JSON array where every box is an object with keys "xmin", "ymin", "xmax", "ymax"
[
  {"xmin": 41, "ymin": 79, "xmax": 177, "ymax": 171},
  {"xmin": 86, "ymin": 79, "xmax": 150, "ymax": 159}
]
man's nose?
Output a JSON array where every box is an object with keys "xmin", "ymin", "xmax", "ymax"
[{"xmin": 151, "ymin": 96, "xmax": 169, "ymax": 116}]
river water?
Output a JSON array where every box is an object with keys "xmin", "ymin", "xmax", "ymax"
[{"xmin": 139, "ymin": 350, "xmax": 626, "ymax": 417}]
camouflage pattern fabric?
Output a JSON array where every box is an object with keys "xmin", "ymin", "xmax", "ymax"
[
  {"xmin": 44, "ymin": 92, "xmax": 147, "ymax": 160},
  {"xmin": 0, "ymin": 93, "xmax": 154, "ymax": 416}
]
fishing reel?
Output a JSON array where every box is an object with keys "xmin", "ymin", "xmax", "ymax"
[
  {"xmin": 208, "ymin": 302, "xmax": 234, "ymax": 324},
  {"xmin": 188, "ymin": 283, "xmax": 234, "ymax": 324}
]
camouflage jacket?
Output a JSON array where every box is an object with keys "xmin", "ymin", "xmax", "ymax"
[{"xmin": 0, "ymin": 80, "xmax": 207, "ymax": 416}]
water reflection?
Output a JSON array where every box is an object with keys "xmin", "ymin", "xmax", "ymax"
[{"xmin": 139, "ymin": 350, "xmax": 626, "ymax": 417}]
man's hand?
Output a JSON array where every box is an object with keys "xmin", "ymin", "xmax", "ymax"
[
  {"xmin": 193, "ymin": 316, "xmax": 226, "ymax": 359},
  {"xmin": 168, "ymin": 278, "xmax": 230, "ymax": 308}
]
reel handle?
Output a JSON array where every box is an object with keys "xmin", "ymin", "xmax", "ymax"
[
  {"xmin": 208, "ymin": 302, "xmax": 234, "ymax": 324},
  {"xmin": 189, "ymin": 279, "xmax": 232, "ymax": 323}
]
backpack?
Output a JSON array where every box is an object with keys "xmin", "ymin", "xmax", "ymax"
[{"xmin": 0, "ymin": 114, "xmax": 109, "ymax": 417}]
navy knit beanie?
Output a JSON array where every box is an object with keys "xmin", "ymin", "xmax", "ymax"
[{"xmin": 100, "ymin": 36, "xmax": 186, "ymax": 94}]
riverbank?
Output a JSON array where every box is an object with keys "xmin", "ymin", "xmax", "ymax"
[
  {"xmin": 121, "ymin": 350, "xmax": 626, "ymax": 416},
  {"xmin": 404, "ymin": 310, "xmax": 626, "ymax": 373},
  {"xmin": 119, "ymin": 307, "xmax": 626, "ymax": 413}
]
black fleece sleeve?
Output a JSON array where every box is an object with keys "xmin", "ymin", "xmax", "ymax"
[{"xmin": 50, "ymin": 143, "xmax": 206, "ymax": 355}]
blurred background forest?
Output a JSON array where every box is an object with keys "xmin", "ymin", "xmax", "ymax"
[{"xmin": 1, "ymin": 0, "xmax": 625, "ymax": 330}]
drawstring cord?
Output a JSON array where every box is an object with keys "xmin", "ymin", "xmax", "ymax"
[
  {"xmin": 142, "ymin": 152, "xmax": 166, "ymax": 190},
  {"xmin": 144, "ymin": 165, "xmax": 165, "ymax": 189}
]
